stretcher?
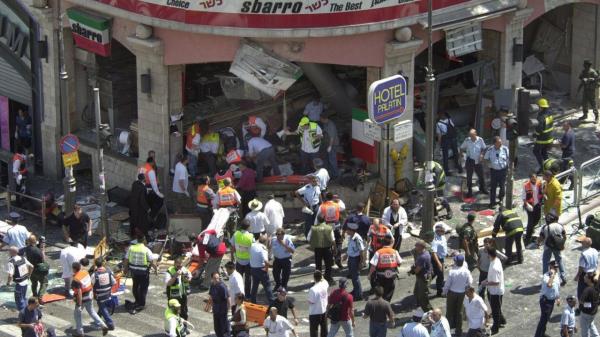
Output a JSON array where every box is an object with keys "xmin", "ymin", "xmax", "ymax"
[{"xmin": 256, "ymin": 175, "xmax": 311, "ymax": 191}]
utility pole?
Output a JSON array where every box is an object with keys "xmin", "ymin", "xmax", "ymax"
[
  {"xmin": 57, "ymin": 0, "xmax": 76, "ymax": 215},
  {"xmin": 421, "ymin": 0, "xmax": 436, "ymax": 241},
  {"xmin": 93, "ymin": 88, "xmax": 109, "ymax": 240},
  {"xmin": 505, "ymin": 85, "xmax": 518, "ymax": 209}
]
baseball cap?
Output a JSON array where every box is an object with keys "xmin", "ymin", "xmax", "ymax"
[
  {"xmin": 299, "ymin": 117, "xmax": 310, "ymax": 126},
  {"xmin": 168, "ymin": 299, "xmax": 181, "ymax": 308},
  {"xmin": 454, "ymin": 254, "xmax": 465, "ymax": 264},
  {"xmin": 412, "ymin": 308, "xmax": 424, "ymax": 318}
]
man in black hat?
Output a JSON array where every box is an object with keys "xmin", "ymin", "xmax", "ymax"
[
  {"xmin": 578, "ymin": 60, "xmax": 599, "ymax": 122},
  {"xmin": 129, "ymin": 173, "xmax": 150, "ymax": 238}
]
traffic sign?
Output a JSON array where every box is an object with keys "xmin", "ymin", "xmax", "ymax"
[
  {"xmin": 368, "ymin": 75, "xmax": 407, "ymax": 125},
  {"xmin": 60, "ymin": 134, "xmax": 80, "ymax": 154},
  {"xmin": 62, "ymin": 151, "xmax": 80, "ymax": 167}
]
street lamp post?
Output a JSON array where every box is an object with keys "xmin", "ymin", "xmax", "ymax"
[
  {"xmin": 93, "ymin": 88, "xmax": 109, "ymax": 240},
  {"xmin": 56, "ymin": 0, "xmax": 76, "ymax": 215},
  {"xmin": 422, "ymin": 0, "xmax": 436, "ymax": 241}
]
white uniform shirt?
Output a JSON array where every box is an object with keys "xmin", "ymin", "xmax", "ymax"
[
  {"xmin": 314, "ymin": 168, "xmax": 330, "ymax": 190},
  {"xmin": 303, "ymin": 101, "xmax": 323, "ymax": 121},
  {"xmin": 186, "ymin": 134, "xmax": 201, "ymax": 155},
  {"xmin": 12, "ymin": 158, "xmax": 22, "ymax": 174},
  {"xmin": 228, "ymin": 270, "xmax": 245, "ymax": 306},
  {"xmin": 308, "ymin": 280, "xmax": 329, "ymax": 315},
  {"xmin": 6, "ymin": 255, "xmax": 33, "ymax": 286},
  {"xmin": 172, "ymin": 162, "xmax": 188, "ymax": 193},
  {"xmin": 248, "ymin": 137, "xmax": 272, "ymax": 157},
  {"xmin": 464, "ymin": 294, "xmax": 488, "ymax": 330},
  {"xmin": 60, "ymin": 244, "xmax": 86, "ymax": 279},
  {"xmin": 460, "ymin": 136, "xmax": 486, "ymax": 164},
  {"xmin": 400, "ymin": 322, "xmax": 430, "ymax": 337},
  {"xmin": 381, "ymin": 206, "xmax": 408, "ymax": 235},
  {"xmin": 296, "ymin": 184, "xmax": 321, "ymax": 207},
  {"xmin": 199, "ymin": 134, "xmax": 219, "ymax": 154},
  {"xmin": 487, "ymin": 258, "xmax": 505, "ymax": 295},
  {"xmin": 443, "ymin": 264, "xmax": 473, "ymax": 294},
  {"xmin": 144, "ymin": 168, "xmax": 163, "ymax": 198},
  {"xmin": 3, "ymin": 224, "xmax": 29, "ymax": 249},
  {"xmin": 430, "ymin": 316, "xmax": 452, "ymax": 337},
  {"xmin": 264, "ymin": 199, "xmax": 285, "ymax": 235},
  {"xmin": 264, "ymin": 315, "xmax": 294, "ymax": 337},
  {"xmin": 245, "ymin": 210, "xmax": 270, "ymax": 234},
  {"xmin": 242, "ymin": 117, "xmax": 267, "ymax": 139}
]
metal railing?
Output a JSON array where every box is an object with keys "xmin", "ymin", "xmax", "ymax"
[
  {"xmin": 578, "ymin": 155, "xmax": 600, "ymax": 204},
  {"xmin": 555, "ymin": 166, "xmax": 577, "ymax": 210},
  {"xmin": 1, "ymin": 186, "xmax": 47, "ymax": 235}
]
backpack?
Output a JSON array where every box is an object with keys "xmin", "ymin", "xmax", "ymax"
[
  {"xmin": 544, "ymin": 225, "xmax": 566, "ymax": 250},
  {"xmin": 326, "ymin": 293, "xmax": 346, "ymax": 322},
  {"xmin": 205, "ymin": 234, "xmax": 221, "ymax": 255}
]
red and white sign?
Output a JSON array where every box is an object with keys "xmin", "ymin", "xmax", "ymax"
[{"xmin": 98, "ymin": 0, "xmax": 468, "ymax": 29}]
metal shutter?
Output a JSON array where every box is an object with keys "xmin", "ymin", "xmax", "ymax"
[{"xmin": 0, "ymin": 58, "xmax": 31, "ymax": 105}]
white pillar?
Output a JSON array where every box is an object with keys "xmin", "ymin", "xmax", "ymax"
[{"xmin": 499, "ymin": 8, "xmax": 533, "ymax": 90}]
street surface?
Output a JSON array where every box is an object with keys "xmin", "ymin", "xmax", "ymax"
[{"xmin": 0, "ymin": 111, "xmax": 600, "ymax": 336}]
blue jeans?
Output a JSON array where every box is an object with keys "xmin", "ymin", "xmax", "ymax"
[
  {"xmin": 14, "ymin": 283, "xmax": 27, "ymax": 311},
  {"xmin": 542, "ymin": 246, "xmax": 566, "ymax": 281},
  {"xmin": 347, "ymin": 256, "xmax": 362, "ymax": 299},
  {"xmin": 369, "ymin": 322, "xmax": 388, "ymax": 337},
  {"xmin": 581, "ymin": 313, "xmax": 600, "ymax": 337},
  {"xmin": 326, "ymin": 146, "xmax": 339, "ymax": 178},
  {"xmin": 97, "ymin": 300, "xmax": 114, "ymax": 329},
  {"xmin": 250, "ymin": 268, "xmax": 273, "ymax": 304},
  {"xmin": 327, "ymin": 320, "xmax": 353, "ymax": 337},
  {"xmin": 187, "ymin": 153, "xmax": 198, "ymax": 178}
]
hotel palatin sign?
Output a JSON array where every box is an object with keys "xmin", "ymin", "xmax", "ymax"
[
  {"xmin": 98, "ymin": 0, "xmax": 468, "ymax": 29},
  {"xmin": 67, "ymin": 8, "xmax": 112, "ymax": 57}
]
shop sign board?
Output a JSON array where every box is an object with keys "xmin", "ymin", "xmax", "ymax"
[
  {"xmin": 368, "ymin": 75, "xmax": 407, "ymax": 125},
  {"xmin": 445, "ymin": 22, "xmax": 482, "ymax": 57},
  {"xmin": 393, "ymin": 120, "xmax": 412, "ymax": 142},
  {"xmin": 62, "ymin": 151, "xmax": 80, "ymax": 167},
  {"xmin": 97, "ymin": 0, "xmax": 468, "ymax": 29},
  {"xmin": 363, "ymin": 119, "xmax": 381, "ymax": 142},
  {"xmin": 66, "ymin": 8, "xmax": 112, "ymax": 57},
  {"xmin": 59, "ymin": 134, "xmax": 80, "ymax": 154}
]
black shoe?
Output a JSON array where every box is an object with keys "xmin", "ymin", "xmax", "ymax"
[
  {"xmin": 446, "ymin": 212, "xmax": 453, "ymax": 220},
  {"xmin": 336, "ymin": 261, "xmax": 344, "ymax": 269},
  {"xmin": 561, "ymin": 280, "xmax": 567, "ymax": 287},
  {"xmin": 102, "ymin": 327, "xmax": 108, "ymax": 336},
  {"xmin": 491, "ymin": 328, "xmax": 499, "ymax": 335},
  {"xmin": 579, "ymin": 115, "xmax": 588, "ymax": 121},
  {"xmin": 576, "ymin": 309, "xmax": 581, "ymax": 316},
  {"xmin": 479, "ymin": 190, "xmax": 489, "ymax": 195},
  {"xmin": 488, "ymin": 203, "xmax": 495, "ymax": 209}
]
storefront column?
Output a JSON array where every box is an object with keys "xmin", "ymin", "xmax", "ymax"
[
  {"xmin": 127, "ymin": 36, "xmax": 183, "ymax": 187},
  {"xmin": 30, "ymin": 2, "xmax": 68, "ymax": 179},
  {"xmin": 380, "ymin": 39, "xmax": 421, "ymax": 187},
  {"xmin": 499, "ymin": 8, "xmax": 533, "ymax": 90},
  {"xmin": 570, "ymin": 2, "xmax": 600, "ymax": 98}
]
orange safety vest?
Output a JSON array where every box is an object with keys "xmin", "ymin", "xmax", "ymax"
[
  {"xmin": 139, "ymin": 163, "xmax": 156, "ymax": 187},
  {"xmin": 524, "ymin": 180, "xmax": 543, "ymax": 205},
  {"xmin": 72, "ymin": 270, "xmax": 93, "ymax": 294},
  {"xmin": 375, "ymin": 247, "xmax": 399, "ymax": 276},
  {"xmin": 196, "ymin": 184, "xmax": 212, "ymax": 205},
  {"xmin": 226, "ymin": 149, "xmax": 243, "ymax": 165},
  {"xmin": 320, "ymin": 201, "xmax": 340, "ymax": 223},
  {"xmin": 186, "ymin": 123, "xmax": 201, "ymax": 150},
  {"xmin": 217, "ymin": 186, "xmax": 238, "ymax": 207},
  {"xmin": 370, "ymin": 224, "xmax": 389, "ymax": 251},
  {"xmin": 12, "ymin": 153, "xmax": 27, "ymax": 174},
  {"xmin": 215, "ymin": 170, "xmax": 234, "ymax": 189}
]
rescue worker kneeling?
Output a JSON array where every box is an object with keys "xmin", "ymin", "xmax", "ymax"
[
  {"xmin": 543, "ymin": 157, "xmax": 575, "ymax": 190},
  {"xmin": 164, "ymin": 298, "xmax": 195, "ymax": 337},
  {"xmin": 368, "ymin": 237, "xmax": 403, "ymax": 302}
]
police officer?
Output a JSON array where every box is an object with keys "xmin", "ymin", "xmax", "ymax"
[
  {"xmin": 230, "ymin": 220, "xmax": 254, "ymax": 297},
  {"xmin": 295, "ymin": 175, "xmax": 322, "ymax": 239},
  {"xmin": 91, "ymin": 258, "xmax": 116, "ymax": 331},
  {"xmin": 345, "ymin": 223, "xmax": 365, "ymax": 300},
  {"xmin": 436, "ymin": 111, "xmax": 462, "ymax": 174},
  {"xmin": 123, "ymin": 232, "xmax": 156, "ymax": 314},
  {"xmin": 196, "ymin": 175, "xmax": 216, "ymax": 230},
  {"xmin": 315, "ymin": 192, "xmax": 345, "ymax": 268},
  {"xmin": 368, "ymin": 237, "xmax": 402, "ymax": 302},
  {"xmin": 533, "ymin": 98, "xmax": 554, "ymax": 173},
  {"xmin": 492, "ymin": 205, "xmax": 524, "ymax": 264},
  {"xmin": 165, "ymin": 256, "xmax": 192, "ymax": 320},
  {"xmin": 484, "ymin": 136, "xmax": 509, "ymax": 208},
  {"xmin": 578, "ymin": 59, "xmax": 599, "ymax": 122},
  {"xmin": 457, "ymin": 213, "xmax": 479, "ymax": 271}
]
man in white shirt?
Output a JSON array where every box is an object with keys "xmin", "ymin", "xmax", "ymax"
[
  {"xmin": 225, "ymin": 261, "xmax": 244, "ymax": 309},
  {"xmin": 399, "ymin": 308, "xmax": 430, "ymax": 337},
  {"xmin": 481, "ymin": 247, "xmax": 505, "ymax": 335},
  {"xmin": 286, "ymin": 117, "xmax": 323, "ymax": 174},
  {"xmin": 381, "ymin": 199, "xmax": 407, "ymax": 251},
  {"xmin": 575, "ymin": 237, "xmax": 599, "ymax": 299},
  {"xmin": 296, "ymin": 176, "xmax": 322, "ymax": 238},
  {"xmin": 443, "ymin": 255, "xmax": 473, "ymax": 337},
  {"xmin": 429, "ymin": 308, "xmax": 451, "ymax": 337},
  {"xmin": 6, "ymin": 246, "xmax": 33, "ymax": 312},
  {"xmin": 242, "ymin": 115, "xmax": 267, "ymax": 140},
  {"xmin": 172, "ymin": 154, "xmax": 189, "ymax": 195},
  {"xmin": 308, "ymin": 270, "xmax": 329, "ymax": 337},
  {"xmin": 248, "ymin": 136, "xmax": 280, "ymax": 182},
  {"xmin": 464, "ymin": 286, "xmax": 489, "ymax": 337},
  {"xmin": 60, "ymin": 241, "xmax": 86, "ymax": 296},
  {"xmin": 304, "ymin": 95, "xmax": 324, "ymax": 122},
  {"xmin": 313, "ymin": 158, "xmax": 330, "ymax": 192},
  {"xmin": 0, "ymin": 212, "xmax": 29, "ymax": 249},
  {"xmin": 250, "ymin": 236, "xmax": 273, "ymax": 304},
  {"xmin": 264, "ymin": 307, "xmax": 298, "ymax": 337},
  {"xmin": 245, "ymin": 199, "xmax": 271, "ymax": 240},
  {"xmin": 264, "ymin": 194, "xmax": 284, "ymax": 236},
  {"xmin": 460, "ymin": 129, "xmax": 487, "ymax": 197}
]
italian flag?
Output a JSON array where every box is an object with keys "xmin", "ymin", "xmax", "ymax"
[
  {"xmin": 351, "ymin": 108, "xmax": 377, "ymax": 163},
  {"xmin": 67, "ymin": 8, "xmax": 112, "ymax": 57}
]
